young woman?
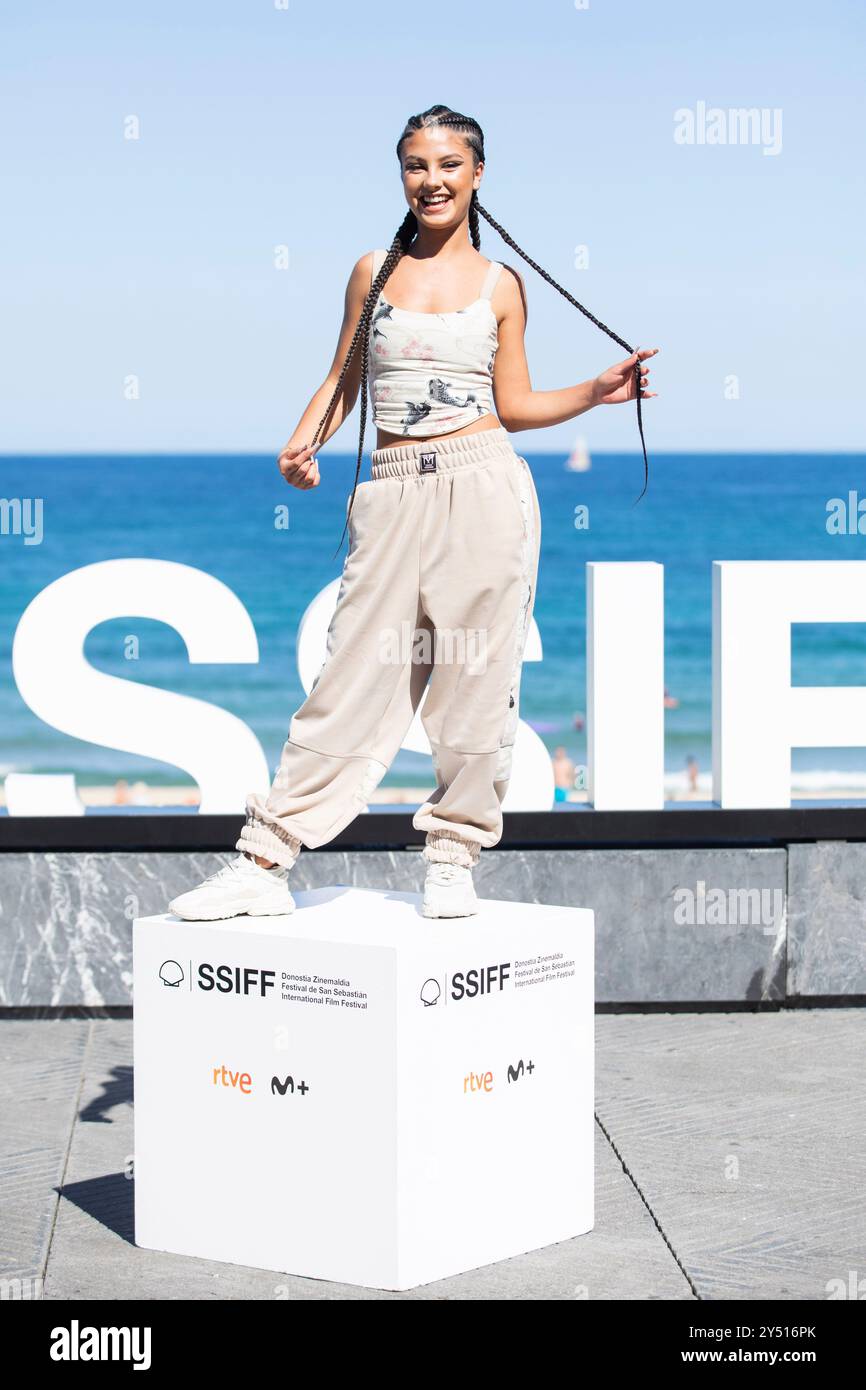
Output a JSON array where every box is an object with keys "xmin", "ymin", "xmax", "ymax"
[{"xmin": 170, "ymin": 104, "xmax": 658, "ymax": 923}]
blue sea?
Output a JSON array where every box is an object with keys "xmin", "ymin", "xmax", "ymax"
[{"xmin": 3, "ymin": 451, "xmax": 866, "ymax": 798}]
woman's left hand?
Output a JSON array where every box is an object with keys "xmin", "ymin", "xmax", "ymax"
[{"xmin": 593, "ymin": 347, "xmax": 659, "ymax": 406}]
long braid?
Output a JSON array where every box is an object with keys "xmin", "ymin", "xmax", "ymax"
[
  {"xmin": 475, "ymin": 195, "xmax": 650, "ymax": 500},
  {"xmin": 430, "ymin": 111, "xmax": 650, "ymax": 502},
  {"xmin": 312, "ymin": 210, "xmax": 416, "ymax": 558},
  {"xmin": 468, "ymin": 190, "xmax": 481, "ymax": 251}
]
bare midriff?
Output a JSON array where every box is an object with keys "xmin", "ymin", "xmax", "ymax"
[{"xmin": 374, "ymin": 411, "xmax": 504, "ymax": 450}]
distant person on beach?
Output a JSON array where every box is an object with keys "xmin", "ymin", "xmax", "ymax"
[
  {"xmin": 686, "ymin": 755, "xmax": 699, "ymax": 795},
  {"xmin": 114, "ymin": 779, "xmax": 150, "ymax": 807},
  {"xmin": 552, "ymin": 746, "xmax": 576, "ymax": 803},
  {"xmin": 573, "ymin": 711, "xmax": 585, "ymax": 731},
  {"xmin": 169, "ymin": 103, "xmax": 658, "ymax": 925}
]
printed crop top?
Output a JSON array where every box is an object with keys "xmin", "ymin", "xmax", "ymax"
[{"xmin": 367, "ymin": 248, "xmax": 503, "ymax": 437}]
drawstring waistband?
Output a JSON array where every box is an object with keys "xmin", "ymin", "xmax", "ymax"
[{"xmin": 370, "ymin": 426, "xmax": 516, "ymax": 481}]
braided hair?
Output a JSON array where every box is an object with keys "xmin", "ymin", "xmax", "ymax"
[{"xmin": 313, "ymin": 104, "xmax": 650, "ymax": 557}]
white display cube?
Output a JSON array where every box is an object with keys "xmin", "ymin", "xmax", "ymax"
[{"xmin": 133, "ymin": 886, "xmax": 594, "ymax": 1291}]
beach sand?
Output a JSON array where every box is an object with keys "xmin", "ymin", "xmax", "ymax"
[{"xmin": 2, "ymin": 778, "xmax": 865, "ymax": 810}]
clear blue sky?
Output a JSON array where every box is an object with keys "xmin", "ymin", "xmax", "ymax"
[{"xmin": 3, "ymin": 0, "xmax": 863, "ymax": 454}]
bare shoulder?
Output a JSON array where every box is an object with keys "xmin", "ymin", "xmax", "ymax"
[
  {"xmin": 495, "ymin": 261, "xmax": 528, "ymax": 319},
  {"xmin": 352, "ymin": 250, "xmax": 377, "ymax": 287},
  {"xmin": 498, "ymin": 261, "xmax": 526, "ymax": 294},
  {"xmin": 341, "ymin": 251, "xmax": 378, "ymax": 307}
]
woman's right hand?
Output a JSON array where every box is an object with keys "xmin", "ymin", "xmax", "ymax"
[{"xmin": 277, "ymin": 442, "xmax": 320, "ymax": 489}]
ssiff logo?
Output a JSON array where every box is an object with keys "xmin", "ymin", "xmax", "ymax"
[
  {"xmin": 420, "ymin": 978, "xmax": 441, "ymax": 1006},
  {"xmin": 198, "ymin": 963, "xmax": 275, "ymax": 996},
  {"xmin": 418, "ymin": 962, "xmax": 511, "ymax": 1007},
  {"xmin": 451, "ymin": 963, "xmax": 510, "ymax": 999},
  {"xmin": 159, "ymin": 960, "xmax": 184, "ymax": 987},
  {"xmin": 158, "ymin": 960, "xmax": 277, "ymax": 996}
]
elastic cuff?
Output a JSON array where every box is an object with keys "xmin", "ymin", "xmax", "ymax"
[
  {"xmin": 423, "ymin": 829, "xmax": 481, "ymax": 869},
  {"xmin": 236, "ymin": 817, "xmax": 303, "ymax": 870}
]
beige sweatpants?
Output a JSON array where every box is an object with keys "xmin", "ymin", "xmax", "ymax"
[{"xmin": 236, "ymin": 426, "xmax": 541, "ymax": 870}]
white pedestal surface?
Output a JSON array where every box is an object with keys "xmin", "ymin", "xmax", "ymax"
[{"xmin": 133, "ymin": 886, "xmax": 594, "ymax": 1290}]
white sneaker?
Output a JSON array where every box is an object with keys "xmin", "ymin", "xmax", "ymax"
[
  {"xmin": 169, "ymin": 854, "xmax": 295, "ymax": 921},
  {"xmin": 422, "ymin": 861, "xmax": 479, "ymax": 918}
]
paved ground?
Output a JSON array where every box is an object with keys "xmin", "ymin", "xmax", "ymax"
[{"xmin": 2, "ymin": 1010, "xmax": 864, "ymax": 1300}]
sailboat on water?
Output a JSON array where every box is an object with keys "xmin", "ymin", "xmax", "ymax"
[{"xmin": 565, "ymin": 434, "xmax": 591, "ymax": 472}]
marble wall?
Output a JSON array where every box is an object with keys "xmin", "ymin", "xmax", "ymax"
[
  {"xmin": 3, "ymin": 843, "xmax": 854, "ymax": 1008},
  {"xmin": 787, "ymin": 842, "xmax": 866, "ymax": 997}
]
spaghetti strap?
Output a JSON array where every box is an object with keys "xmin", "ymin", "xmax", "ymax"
[
  {"xmin": 371, "ymin": 248, "xmax": 387, "ymax": 286},
  {"xmin": 479, "ymin": 260, "xmax": 503, "ymax": 300}
]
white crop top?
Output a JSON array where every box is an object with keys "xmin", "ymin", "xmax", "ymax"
[{"xmin": 367, "ymin": 248, "xmax": 503, "ymax": 437}]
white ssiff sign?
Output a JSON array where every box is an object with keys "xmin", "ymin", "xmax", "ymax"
[{"xmin": 10, "ymin": 557, "xmax": 866, "ymax": 813}]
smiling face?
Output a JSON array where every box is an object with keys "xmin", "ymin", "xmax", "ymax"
[{"xmin": 399, "ymin": 125, "xmax": 482, "ymax": 229}]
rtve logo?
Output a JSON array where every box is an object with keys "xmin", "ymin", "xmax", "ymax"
[
  {"xmin": 212, "ymin": 1064, "xmax": 253, "ymax": 1094},
  {"xmin": 464, "ymin": 1068, "xmax": 493, "ymax": 1094}
]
